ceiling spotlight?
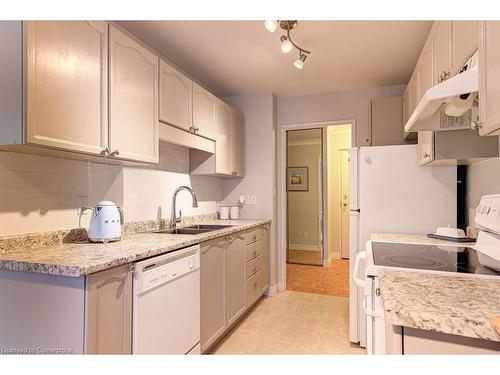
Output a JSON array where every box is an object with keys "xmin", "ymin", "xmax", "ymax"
[
  {"xmin": 280, "ymin": 35, "xmax": 293, "ymax": 54},
  {"xmin": 265, "ymin": 20, "xmax": 312, "ymax": 69},
  {"xmin": 264, "ymin": 20, "xmax": 277, "ymax": 33},
  {"xmin": 294, "ymin": 53, "xmax": 307, "ymax": 70}
]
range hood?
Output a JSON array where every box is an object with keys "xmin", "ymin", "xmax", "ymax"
[{"xmin": 405, "ymin": 52, "xmax": 478, "ymax": 133}]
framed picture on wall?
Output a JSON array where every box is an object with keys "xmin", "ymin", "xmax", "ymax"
[{"xmin": 287, "ymin": 167, "xmax": 309, "ymax": 191}]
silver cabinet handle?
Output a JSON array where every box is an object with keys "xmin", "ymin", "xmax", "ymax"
[
  {"xmin": 253, "ymin": 281, "xmax": 258, "ymax": 287},
  {"xmin": 471, "ymin": 120, "xmax": 483, "ymax": 130},
  {"xmin": 423, "ymin": 152, "xmax": 430, "ymax": 159},
  {"xmin": 252, "ymin": 250, "xmax": 257, "ymax": 256},
  {"xmin": 252, "ymin": 266, "xmax": 258, "ymax": 273},
  {"xmin": 101, "ymin": 147, "xmax": 110, "ymax": 156},
  {"xmin": 110, "ymin": 149, "xmax": 120, "ymax": 157}
]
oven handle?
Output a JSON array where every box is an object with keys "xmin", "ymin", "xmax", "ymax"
[{"xmin": 353, "ymin": 251, "xmax": 366, "ymax": 288}]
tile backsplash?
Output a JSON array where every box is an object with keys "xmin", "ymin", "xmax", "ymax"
[{"xmin": 0, "ymin": 142, "xmax": 222, "ymax": 237}]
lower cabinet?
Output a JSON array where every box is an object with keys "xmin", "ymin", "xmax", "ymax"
[
  {"xmin": 200, "ymin": 225, "xmax": 270, "ymax": 352},
  {"xmin": 85, "ymin": 264, "xmax": 133, "ymax": 354},
  {"xmin": 200, "ymin": 238, "xmax": 227, "ymax": 352}
]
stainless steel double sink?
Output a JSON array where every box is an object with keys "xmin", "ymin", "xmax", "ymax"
[{"xmin": 148, "ymin": 224, "xmax": 233, "ymax": 235}]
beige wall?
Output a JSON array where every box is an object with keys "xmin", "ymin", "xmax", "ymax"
[
  {"xmin": 326, "ymin": 125, "xmax": 351, "ymax": 260},
  {"xmin": 287, "ymin": 141, "xmax": 322, "ymax": 250},
  {"xmin": 277, "ymin": 84, "xmax": 406, "ymax": 147},
  {"xmin": 0, "ymin": 143, "xmax": 221, "ymax": 237}
]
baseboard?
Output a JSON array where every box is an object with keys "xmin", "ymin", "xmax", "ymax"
[
  {"xmin": 265, "ymin": 283, "xmax": 279, "ymax": 297},
  {"xmin": 322, "ymin": 257, "xmax": 332, "ymax": 267},
  {"xmin": 288, "ymin": 244, "xmax": 321, "ymax": 251}
]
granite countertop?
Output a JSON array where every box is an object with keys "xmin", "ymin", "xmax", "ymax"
[
  {"xmin": 0, "ymin": 219, "xmax": 271, "ymax": 277},
  {"xmin": 378, "ymin": 270, "xmax": 500, "ymax": 342},
  {"xmin": 371, "ymin": 232, "xmax": 476, "ymax": 246}
]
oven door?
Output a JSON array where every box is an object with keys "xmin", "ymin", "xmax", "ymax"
[{"xmin": 365, "ymin": 275, "xmax": 387, "ymax": 354}]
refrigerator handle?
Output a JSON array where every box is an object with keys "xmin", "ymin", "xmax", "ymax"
[{"xmin": 352, "ymin": 251, "xmax": 366, "ymax": 288}]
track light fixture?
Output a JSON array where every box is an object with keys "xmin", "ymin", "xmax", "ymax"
[{"xmin": 265, "ymin": 20, "xmax": 311, "ymax": 70}]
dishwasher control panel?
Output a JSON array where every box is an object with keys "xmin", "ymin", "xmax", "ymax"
[{"xmin": 134, "ymin": 246, "xmax": 200, "ymax": 295}]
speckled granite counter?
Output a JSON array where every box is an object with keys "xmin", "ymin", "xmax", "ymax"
[
  {"xmin": 0, "ymin": 219, "xmax": 271, "ymax": 277},
  {"xmin": 378, "ymin": 270, "xmax": 500, "ymax": 342},
  {"xmin": 371, "ymin": 233, "xmax": 476, "ymax": 246}
]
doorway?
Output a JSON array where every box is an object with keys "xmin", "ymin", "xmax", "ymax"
[
  {"xmin": 283, "ymin": 123, "xmax": 353, "ymax": 296},
  {"xmin": 286, "ymin": 128, "xmax": 324, "ymax": 266}
]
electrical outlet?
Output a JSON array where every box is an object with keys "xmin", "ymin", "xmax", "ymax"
[
  {"xmin": 250, "ymin": 195, "xmax": 257, "ymax": 205},
  {"xmin": 245, "ymin": 195, "xmax": 251, "ymax": 205},
  {"xmin": 77, "ymin": 195, "xmax": 89, "ymax": 215}
]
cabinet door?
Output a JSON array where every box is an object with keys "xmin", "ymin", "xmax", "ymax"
[
  {"xmin": 232, "ymin": 111, "xmax": 245, "ymax": 177},
  {"xmin": 26, "ymin": 21, "xmax": 108, "ymax": 155},
  {"xmin": 452, "ymin": 21, "xmax": 478, "ymax": 74},
  {"xmin": 417, "ymin": 44, "xmax": 433, "ymax": 102},
  {"xmin": 433, "ymin": 21, "xmax": 452, "ymax": 85},
  {"xmin": 226, "ymin": 234, "xmax": 246, "ymax": 326},
  {"xmin": 418, "ymin": 131, "xmax": 434, "ymax": 165},
  {"xmin": 479, "ymin": 21, "xmax": 500, "ymax": 136},
  {"xmin": 215, "ymin": 101, "xmax": 233, "ymax": 175},
  {"xmin": 85, "ymin": 264, "xmax": 133, "ymax": 354},
  {"xmin": 261, "ymin": 225, "xmax": 270, "ymax": 292},
  {"xmin": 193, "ymin": 83, "xmax": 216, "ymax": 139},
  {"xmin": 200, "ymin": 238, "xmax": 226, "ymax": 352},
  {"xmin": 159, "ymin": 59, "xmax": 192, "ymax": 131},
  {"xmin": 109, "ymin": 26, "xmax": 159, "ymax": 163},
  {"xmin": 402, "ymin": 88, "xmax": 409, "ymax": 126},
  {"xmin": 409, "ymin": 75, "xmax": 418, "ymax": 114}
]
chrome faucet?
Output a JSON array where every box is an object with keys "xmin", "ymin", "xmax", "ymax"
[{"xmin": 170, "ymin": 186, "xmax": 198, "ymax": 229}]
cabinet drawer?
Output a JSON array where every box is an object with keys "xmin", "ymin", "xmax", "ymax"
[
  {"xmin": 246, "ymin": 254, "xmax": 263, "ymax": 279},
  {"xmin": 245, "ymin": 240, "xmax": 263, "ymax": 261},
  {"xmin": 246, "ymin": 270, "xmax": 263, "ymax": 307},
  {"xmin": 245, "ymin": 228, "xmax": 262, "ymax": 245}
]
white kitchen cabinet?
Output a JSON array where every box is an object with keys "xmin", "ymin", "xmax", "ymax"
[
  {"xmin": 85, "ymin": 264, "xmax": 133, "ymax": 354},
  {"xmin": 418, "ymin": 131, "xmax": 434, "ymax": 165},
  {"xmin": 215, "ymin": 100, "xmax": 233, "ymax": 175},
  {"xmin": 433, "ymin": 21, "xmax": 452, "ymax": 85},
  {"xmin": 478, "ymin": 21, "xmax": 500, "ymax": 136},
  {"xmin": 159, "ymin": 59, "xmax": 192, "ymax": 132},
  {"xmin": 261, "ymin": 225, "xmax": 270, "ymax": 292},
  {"xmin": 26, "ymin": 21, "xmax": 108, "ymax": 156},
  {"xmin": 226, "ymin": 233, "xmax": 246, "ymax": 327},
  {"xmin": 200, "ymin": 238, "xmax": 226, "ymax": 352},
  {"xmin": 109, "ymin": 25, "xmax": 159, "ymax": 163},
  {"xmin": 232, "ymin": 111, "xmax": 245, "ymax": 177},
  {"xmin": 452, "ymin": 21, "xmax": 478, "ymax": 75},
  {"xmin": 417, "ymin": 43, "xmax": 433, "ymax": 101},
  {"xmin": 193, "ymin": 82, "xmax": 216, "ymax": 139}
]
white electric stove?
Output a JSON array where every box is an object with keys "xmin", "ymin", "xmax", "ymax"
[{"xmin": 352, "ymin": 194, "xmax": 500, "ymax": 354}]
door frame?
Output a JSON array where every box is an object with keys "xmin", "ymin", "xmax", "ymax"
[{"xmin": 278, "ymin": 119, "xmax": 356, "ymax": 292}]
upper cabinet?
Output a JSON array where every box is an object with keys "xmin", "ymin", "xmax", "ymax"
[
  {"xmin": 417, "ymin": 41, "xmax": 433, "ymax": 100},
  {"xmin": 215, "ymin": 101, "xmax": 233, "ymax": 175},
  {"xmin": 192, "ymin": 83, "xmax": 216, "ymax": 139},
  {"xmin": 25, "ymin": 21, "xmax": 109, "ymax": 156},
  {"xmin": 433, "ymin": 21, "xmax": 451, "ymax": 85},
  {"xmin": 232, "ymin": 112, "xmax": 244, "ymax": 177},
  {"xmin": 109, "ymin": 26, "xmax": 159, "ymax": 163},
  {"xmin": 478, "ymin": 21, "xmax": 500, "ymax": 136},
  {"xmin": 159, "ymin": 60, "xmax": 192, "ymax": 132},
  {"xmin": 451, "ymin": 21, "xmax": 478, "ymax": 75}
]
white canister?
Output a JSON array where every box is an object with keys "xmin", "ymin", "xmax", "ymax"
[
  {"xmin": 230, "ymin": 206, "xmax": 239, "ymax": 220},
  {"xmin": 220, "ymin": 206, "xmax": 229, "ymax": 220}
]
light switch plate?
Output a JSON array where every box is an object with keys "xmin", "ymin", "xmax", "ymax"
[{"xmin": 245, "ymin": 195, "xmax": 251, "ymax": 205}]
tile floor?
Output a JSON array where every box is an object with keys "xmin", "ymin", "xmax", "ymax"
[
  {"xmin": 286, "ymin": 260, "xmax": 350, "ymax": 297},
  {"xmin": 212, "ymin": 290, "xmax": 365, "ymax": 355}
]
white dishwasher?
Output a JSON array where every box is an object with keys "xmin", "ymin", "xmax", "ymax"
[{"xmin": 133, "ymin": 245, "xmax": 200, "ymax": 354}]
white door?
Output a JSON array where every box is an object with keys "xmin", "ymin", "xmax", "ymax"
[
  {"xmin": 26, "ymin": 21, "xmax": 108, "ymax": 155},
  {"xmin": 109, "ymin": 26, "xmax": 159, "ymax": 163},
  {"xmin": 340, "ymin": 150, "xmax": 350, "ymax": 259},
  {"xmin": 159, "ymin": 59, "xmax": 192, "ymax": 131}
]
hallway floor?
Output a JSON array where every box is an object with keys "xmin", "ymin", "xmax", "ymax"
[
  {"xmin": 212, "ymin": 290, "xmax": 364, "ymax": 355},
  {"xmin": 286, "ymin": 259, "xmax": 350, "ymax": 297},
  {"xmin": 287, "ymin": 249, "xmax": 322, "ymax": 265}
]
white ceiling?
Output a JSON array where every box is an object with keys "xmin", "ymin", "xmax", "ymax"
[{"xmin": 118, "ymin": 21, "xmax": 433, "ymax": 97}]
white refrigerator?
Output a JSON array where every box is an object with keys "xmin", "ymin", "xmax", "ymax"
[{"xmin": 348, "ymin": 144, "xmax": 457, "ymax": 347}]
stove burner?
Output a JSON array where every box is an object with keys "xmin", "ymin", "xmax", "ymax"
[{"xmin": 380, "ymin": 255, "xmax": 448, "ymax": 269}]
